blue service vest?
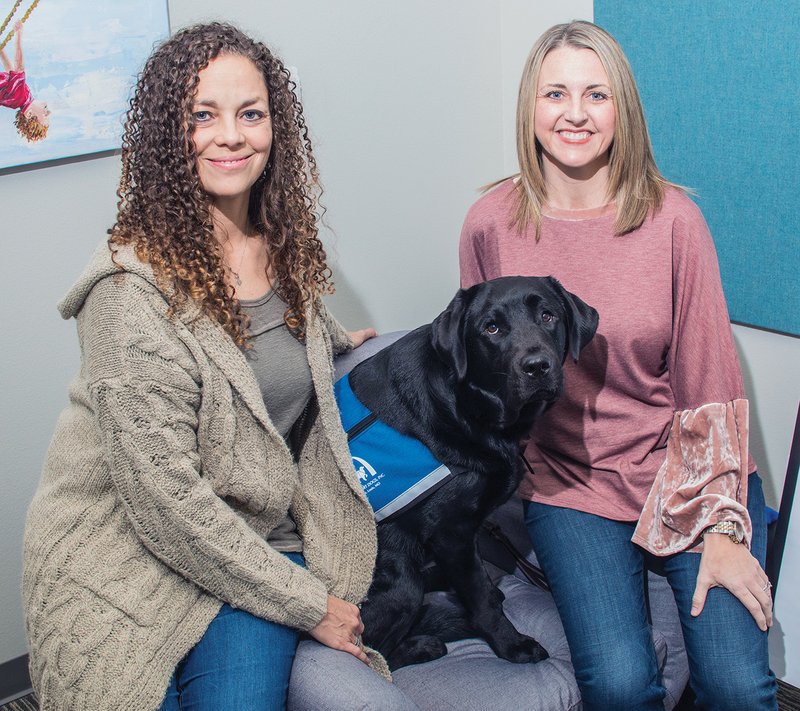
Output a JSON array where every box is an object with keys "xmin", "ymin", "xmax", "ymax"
[{"xmin": 334, "ymin": 374, "xmax": 453, "ymax": 522}]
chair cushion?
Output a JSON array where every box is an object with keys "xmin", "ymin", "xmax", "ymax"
[{"xmin": 319, "ymin": 330, "xmax": 688, "ymax": 710}]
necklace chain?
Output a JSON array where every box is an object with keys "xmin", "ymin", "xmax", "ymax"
[{"xmin": 230, "ymin": 234, "xmax": 250, "ymax": 287}]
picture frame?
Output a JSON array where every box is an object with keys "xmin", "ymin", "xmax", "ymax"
[{"xmin": 0, "ymin": 0, "xmax": 170, "ymax": 171}]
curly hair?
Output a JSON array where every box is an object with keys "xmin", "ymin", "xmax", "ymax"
[
  {"xmin": 15, "ymin": 108, "xmax": 47, "ymax": 141},
  {"xmin": 109, "ymin": 22, "xmax": 332, "ymax": 345}
]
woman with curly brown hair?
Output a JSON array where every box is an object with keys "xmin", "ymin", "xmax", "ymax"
[{"xmin": 22, "ymin": 22, "xmax": 418, "ymax": 711}]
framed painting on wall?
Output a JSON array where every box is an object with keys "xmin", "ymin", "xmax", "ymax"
[{"xmin": 0, "ymin": 0, "xmax": 170, "ymax": 171}]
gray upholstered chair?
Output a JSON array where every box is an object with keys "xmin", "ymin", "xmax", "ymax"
[{"xmin": 289, "ymin": 331, "xmax": 689, "ymax": 711}]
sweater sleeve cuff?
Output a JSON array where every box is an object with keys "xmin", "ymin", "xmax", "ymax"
[
  {"xmin": 632, "ymin": 399, "xmax": 752, "ymax": 556},
  {"xmin": 286, "ymin": 574, "xmax": 329, "ymax": 632}
]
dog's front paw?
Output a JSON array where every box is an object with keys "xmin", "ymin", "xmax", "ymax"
[
  {"xmin": 495, "ymin": 633, "xmax": 549, "ymax": 664},
  {"xmin": 388, "ymin": 634, "xmax": 448, "ymax": 670}
]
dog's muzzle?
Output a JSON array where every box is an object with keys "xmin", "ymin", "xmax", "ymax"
[{"xmin": 520, "ymin": 354, "xmax": 553, "ymax": 378}]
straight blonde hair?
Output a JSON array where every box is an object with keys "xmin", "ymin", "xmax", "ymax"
[{"xmin": 510, "ymin": 20, "xmax": 679, "ymax": 239}]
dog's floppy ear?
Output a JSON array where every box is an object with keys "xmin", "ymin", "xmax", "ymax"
[
  {"xmin": 548, "ymin": 276, "xmax": 599, "ymax": 362},
  {"xmin": 431, "ymin": 287, "xmax": 471, "ymax": 381}
]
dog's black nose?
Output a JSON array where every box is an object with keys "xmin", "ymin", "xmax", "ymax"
[{"xmin": 521, "ymin": 355, "xmax": 551, "ymax": 377}]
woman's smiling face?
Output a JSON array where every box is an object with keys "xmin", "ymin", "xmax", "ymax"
[
  {"xmin": 534, "ymin": 46, "xmax": 616, "ymax": 181},
  {"xmin": 191, "ymin": 54, "xmax": 273, "ymax": 209}
]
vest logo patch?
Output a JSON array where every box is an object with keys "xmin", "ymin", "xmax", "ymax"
[
  {"xmin": 335, "ymin": 375, "xmax": 453, "ymax": 522},
  {"xmin": 352, "ymin": 455, "xmax": 386, "ymax": 494}
]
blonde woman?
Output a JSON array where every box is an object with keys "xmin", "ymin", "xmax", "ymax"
[{"xmin": 460, "ymin": 20, "xmax": 777, "ymax": 710}]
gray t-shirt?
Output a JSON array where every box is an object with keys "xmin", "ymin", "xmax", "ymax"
[{"xmin": 240, "ymin": 290, "xmax": 312, "ymax": 553}]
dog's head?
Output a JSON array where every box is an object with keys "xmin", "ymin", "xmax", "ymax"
[{"xmin": 431, "ymin": 276, "xmax": 598, "ymax": 431}]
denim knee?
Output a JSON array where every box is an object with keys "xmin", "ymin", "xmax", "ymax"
[
  {"xmin": 573, "ymin": 639, "xmax": 664, "ymax": 711},
  {"xmin": 691, "ymin": 662, "xmax": 777, "ymax": 711}
]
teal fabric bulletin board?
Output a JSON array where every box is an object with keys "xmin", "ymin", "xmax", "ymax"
[{"xmin": 594, "ymin": 1, "xmax": 799, "ymax": 336}]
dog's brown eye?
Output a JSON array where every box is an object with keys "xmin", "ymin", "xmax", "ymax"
[
  {"xmin": 541, "ymin": 311, "xmax": 555, "ymax": 323},
  {"xmin": 485, "ymin": 322, "xmax": 499, "ymax": 335}
]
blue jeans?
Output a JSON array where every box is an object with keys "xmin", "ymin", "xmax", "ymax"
[
  {"xmin": 525, "ymin": 473, "xmax": 777, "ymax": 711},
  {"xmin": 159, "ymin": 551, "xmax": 304, "ymax": 711}
]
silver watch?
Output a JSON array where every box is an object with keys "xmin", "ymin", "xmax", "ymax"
[{"xmin": 704, "ymin": 521, "xmax": 743, "ymax": 544}]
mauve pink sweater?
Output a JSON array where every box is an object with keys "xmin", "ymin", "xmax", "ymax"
[{"xmin": 460, "ymin": 180, "xmax": 754, "ymax": 554}]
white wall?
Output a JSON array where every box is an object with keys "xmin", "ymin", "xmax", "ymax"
[
  {"xmin": 1, "ymin": 155, "xmax": 122, "ymax": 665},
  {"xmin": 169, "ymin": 0, "xmax": 506, "ymax": 332},
  {"xmin": 2, "ymin": 0, "xmax": 798, "ymax": 675},
  {"xmin": 500, "ymin": 0, "xmax": 593, "ymax": 174},
  {"xmin": 734, "ymin": 324, "xmax": 800, "ymax": 507},
  {"xmin": 742, "ymin": 323, "xmax": 800, "ymax": 685}
]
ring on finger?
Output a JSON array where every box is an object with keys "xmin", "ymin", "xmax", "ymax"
[{"xmin": 761, "ymin": 580, "xmax": 773, "ymax": 593}]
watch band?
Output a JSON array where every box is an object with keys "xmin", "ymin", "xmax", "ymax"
[{"xmin": 704, "ymin": 521, "xmax": 743, "ymax": 543}]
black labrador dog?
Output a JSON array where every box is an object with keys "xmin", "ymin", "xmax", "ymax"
[{"xmin": 347, "ymin": 275, "xmax": 598, "ymax": 670}]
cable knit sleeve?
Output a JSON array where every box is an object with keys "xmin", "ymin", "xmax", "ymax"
[
  {"xmin": 633, "ymin": 197, "xmax": 753, "ymax": 555},
  {"xmin": 80, "ymin": 275, "xmax": 329, "ymax": 631}
]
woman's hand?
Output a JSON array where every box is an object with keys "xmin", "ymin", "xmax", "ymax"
[
  {"xmin": 691, "ymin": 533, "xmax": 773, "ymax": 631},
  {"xmin": 309, "ymin": 594, "xmax": 369, "ymax": 664},
  {"xmin": 348, "ymin": 328, "xmax": 377, "ymax": 349}
]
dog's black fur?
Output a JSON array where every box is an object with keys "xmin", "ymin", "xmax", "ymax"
[{"xmin": 348, "ymin": 276, "xmax": 599, "ymax": 670}]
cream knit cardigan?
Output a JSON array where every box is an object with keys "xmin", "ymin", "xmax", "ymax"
[{"xmin": 23, "ymin": 242, "xmax": 382, "ymax": 710}]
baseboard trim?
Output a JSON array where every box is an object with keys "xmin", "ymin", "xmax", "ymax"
[{"xmin": 0, "ymin": 655, "xmax": 31, "ymax": 703}]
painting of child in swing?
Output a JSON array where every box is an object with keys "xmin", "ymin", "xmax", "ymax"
[
  {"xmin": 1, "ymin": 20, "xmax": 50, "ymax": 141},
  {"xmin": 0, "ymin": 0, "xmax": 168, "ymax": 171}
]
